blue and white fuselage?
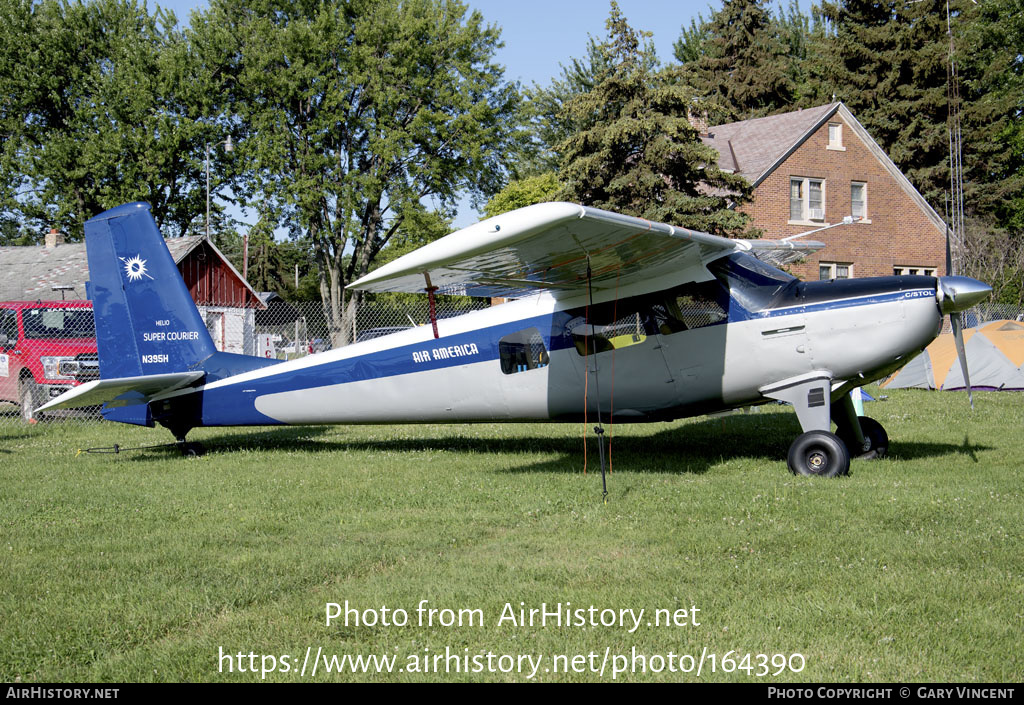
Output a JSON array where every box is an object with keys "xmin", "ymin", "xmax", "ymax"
[
  {"xmin": 190, "ymin": 269, "xmax": 943, "ymax": 427},
  {"xmin": 41, "ymin": 201, "xmax": 990, "ymax": 476}
]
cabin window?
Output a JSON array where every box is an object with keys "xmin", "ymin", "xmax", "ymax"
[
  {"xmin": 566, "ymin": 280, "xmax": 729, "ymax": 357},
  {"xmin": 22, "ymin": 307, "xmax": 95, "ymax": 340},
  {"xmin": 570, "ymin": 312, "xmax": 647, "ymax": 356},
  {"xmin": 790, "ymin": 177, "xmax": 825, "ymax": 222},
  {"xmin": 651, "ymin": 283, "xmax": 728, "ymax": 335},
  {"xmin": 499, "ymin": 327, "xmax": 549, "ymax": 374},
  {"xmin": 0, "ymin": 309, "xmax": 17, "ymax": 345}
]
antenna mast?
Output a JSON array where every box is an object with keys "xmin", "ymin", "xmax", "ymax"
[{"xmin": 946, "ymin": 0, "xmax": 966, "ymax": 276}]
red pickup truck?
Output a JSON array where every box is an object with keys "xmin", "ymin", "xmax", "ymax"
[{"xmin": 0, "ymin": 301, "xmax": 98, "ymax": 421}]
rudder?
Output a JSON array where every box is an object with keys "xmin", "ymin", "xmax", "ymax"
[{"xmin": 85, "ymin": 202, "xmax": 217, "ymax": 379}]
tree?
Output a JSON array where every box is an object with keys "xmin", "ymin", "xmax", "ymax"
[
  {"xmin": 680, "ymin": 0, "xmax": 798, "ymax": 122},
  {"xmin": 527, "ymin": 36, "xmax": 624, "ymax": 172},
  {"xmin": 672, "ymin": 15, "xmax": 709, "ymax": 66},
  {"xmin": 198, "ymin": 0, "xmax": 521, "ymax": 346},
  {"xmin": 0, "ymin": 0, "xmax": 236, "ymax": 240},
  {"xmin": 961, "ymin": 217, "xmax": 1024, "ymax": 307},
  {"xmin": 483, "ymin": 172, "xmax": 561, "ymax": 218},
  {"xmin": 557, "ymin": 2, "xmax": 753, "ymax": 236},
  {"xmin": 813, "ymin": 0, "xmax": 1022, "ymax": 224}
]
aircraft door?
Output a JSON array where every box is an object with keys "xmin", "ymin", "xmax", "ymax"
[
  {"xmin": 556, "ymin": 302, "xmax": 680, "ymax": 420},
  {"xmin": 649, "ymin": 281, "xmax": 733, "ymax": 408}
]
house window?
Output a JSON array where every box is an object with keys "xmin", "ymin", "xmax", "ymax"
[
  {"xmin": 851, "ymin": 182, "xmax": 867, "ymax": 220},
  {"xmin": 893, "ymin": 266, "xmax": 937, "ymax": 277},
  {"xmin": 819, "ymin": 262, "xmax": 852, "ymax": 280},
  {"xmin": 790, "ymin": 177, "xmax": 825, "ymax": 222},
  {"xmin": 827, "ymin": 122, "xmax": 844, "ymax": 150}
]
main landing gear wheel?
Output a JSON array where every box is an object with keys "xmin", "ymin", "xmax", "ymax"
[
  {"xmin": 837, "ymin": 416, "xmax": 889, "ymax": 460},
  {"xmin": 787, "ymin": 430, "xmax": 850, "ymax": 478}
]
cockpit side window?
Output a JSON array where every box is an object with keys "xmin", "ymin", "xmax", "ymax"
[
  {"xmin": 565, "ymin": 280, "xmax": 728, "ymax": 357},
  {"xmin": 652, "ymin": 281, "xmax": 728, "ymax": 334}
]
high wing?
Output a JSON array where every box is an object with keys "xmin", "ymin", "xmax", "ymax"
[
  {"xmin": 37, "ymin": 371, "xmax": 204, "ymax": 412},
  {"xmin": 350, "ymin": 202, "xmax": 823, "ymax": 297}
]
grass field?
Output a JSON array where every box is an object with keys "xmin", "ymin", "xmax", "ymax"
[{"xmin": 1, "ymin": 387, "xmax": 1021, "ymax": 682}]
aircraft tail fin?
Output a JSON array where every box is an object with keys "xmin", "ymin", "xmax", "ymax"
[{"xmin": 84, "ymin": 202, "xmax": 217, "ymax": 379}]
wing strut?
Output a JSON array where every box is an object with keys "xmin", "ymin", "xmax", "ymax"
[
  {"xmin": 424, "ymin": 272, "xmax": 440, "ymax": 339},
  {"xmin": 585, "ymin": 260, "xmax": 609, "ymax": 504}
]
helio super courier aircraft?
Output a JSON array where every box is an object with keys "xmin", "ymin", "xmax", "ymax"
[{"xmin": 40, "ymin": 201, "xmax": 990, "ymax": 477}]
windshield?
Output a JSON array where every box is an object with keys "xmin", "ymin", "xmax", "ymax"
[
  {"xmin": 22, "ymin": 307, "xmax": 95, "ymax": 340},
  {"xmin": 707, "ymin": 253, "xmax": 796, "ymax": 312}
]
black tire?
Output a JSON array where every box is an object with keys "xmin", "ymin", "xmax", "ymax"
[
  {"xmin": 19, "ymin": 377, "xmax": 42, "ymax": 423},
  {"xmin": 837, "ymin": 416, "xmax": 889, "ymax": 460},
  {"xmin": 180, "ymin": 441, "xmax": 205, "ymax": 457},
  {"xmin": 787, "ymin": 430, "xmax": 850, "ymax": 478}
]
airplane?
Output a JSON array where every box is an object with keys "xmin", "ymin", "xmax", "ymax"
[{"xmin": 39, "ymin": 201, "xmax": 991, "ymax": 478}]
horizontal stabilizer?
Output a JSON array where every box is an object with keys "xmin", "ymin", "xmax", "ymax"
[{"xmin": 37, "ymin": 371, "xmax": 204, "ymax": 412}]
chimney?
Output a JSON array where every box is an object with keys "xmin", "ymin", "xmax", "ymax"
[
  {"xmin": 45, "ymin": 228, "xmax": 64, "ymax": 249},
  {"xmin": 687, "ymin": 109, "xmax": 710, "ymax": 136}
]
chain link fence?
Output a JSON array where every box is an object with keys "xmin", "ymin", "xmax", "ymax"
[
  {"xmin": 0, "ymin": 295, "xmax": 488, "ymax": 428},
  {"xmin": 1, "ymin": 296, "xmax": 1020, "ymax": 431}
]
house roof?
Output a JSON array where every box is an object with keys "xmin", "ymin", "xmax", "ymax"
[
  {"xmin": 701, "ymin": 102, "xmax": 945, "ymax": 233},
  {"xmin": 702, "ymin": 103, "xmax": 839, "ymax": 184},
  {"xmin": 0, "ymin": 236, "xmax": 261, "ymax": 305}
]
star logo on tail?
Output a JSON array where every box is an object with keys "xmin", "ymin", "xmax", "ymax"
[{"xmin": 120, "ymin": 255, "xmax": 154, "ymax": 282}]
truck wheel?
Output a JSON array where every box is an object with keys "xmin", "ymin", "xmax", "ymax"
[{"xmin": 19, "ymin": 378, "xmax": 42, "ymax": 423}]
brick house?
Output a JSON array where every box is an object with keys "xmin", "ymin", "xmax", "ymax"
[{"xmin": 701, "ymin": 102, "xmax": 947, "ymax": 280}]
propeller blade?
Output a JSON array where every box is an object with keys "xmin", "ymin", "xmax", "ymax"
[{"xmin": 950, "ymin": 311, "xmax": 974, "ymax": 410}]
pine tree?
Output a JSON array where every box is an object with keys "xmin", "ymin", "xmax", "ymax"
[
  {"xmin": 815, "ymin": 0, "xmax": 1022, "ymax": 227},
  {"xmin": 557, "ymin": 3, "xmax": 753, "ymax": 236},
  {"xmin": 527, "ymin": 30, "xmax": 657, "ymax": 171},
  {"xmin": 682, "ymin": 0, "xmax": 797, "ymax": 122}
]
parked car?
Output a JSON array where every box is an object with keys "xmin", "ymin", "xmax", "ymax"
[{"xmin": 0, "ymin": 301, "xmax": 97, "ymax": 421}]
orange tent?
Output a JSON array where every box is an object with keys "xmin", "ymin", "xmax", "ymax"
[{"xmin": 881, "ymin": 320, "xmax": 1024, "ymax": 391}]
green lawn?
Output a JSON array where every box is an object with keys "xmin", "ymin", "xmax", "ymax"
[{"xmin": 1, "ymin": 387, "xmax": 1021, "ymax": 682}]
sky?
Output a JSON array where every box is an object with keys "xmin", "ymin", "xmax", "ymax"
[{"xmin": 153, "ymin": 0, "xmax": 725, "ymax": 229}]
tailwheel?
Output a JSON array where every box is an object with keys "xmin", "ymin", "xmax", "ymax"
[
  {"xmin": 787, "ymin": 430, "xmax": 850, "ymax": 478},
  {"xmin": 176, "ymin": 440, "xmax": 205, "ymax": 457},
  {"xmin": 837, "ymin": 416, "xmax": 889, "ymax": 460}
]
